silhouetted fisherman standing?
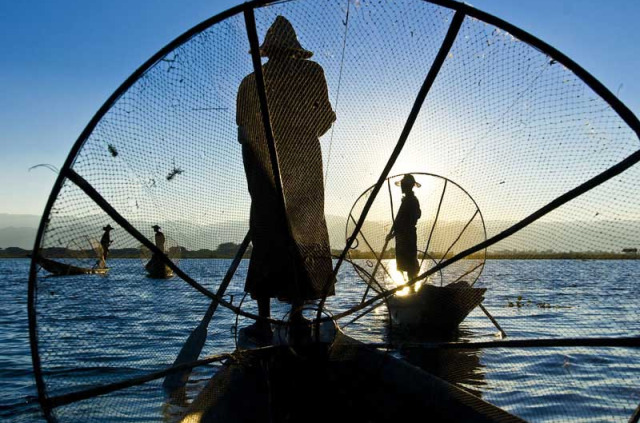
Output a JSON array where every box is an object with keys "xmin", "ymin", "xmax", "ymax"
[
  {"xmin": 98, "ymin": 224, "xmax": 113, "ymax": 269},
  {"xmin": 386, "ymin": 174, "xmax": 422, "ymax": 281},
  {"xmin": 237, "ymin": 16, "xmax": 336, "ymax": 343},
  {"xmin": 152, "ymin": 225, "xmax": 165, "ymax": 253},
  {"xmin": 146, "ymin": 225, "xmax": 165, "ymax": 271}
]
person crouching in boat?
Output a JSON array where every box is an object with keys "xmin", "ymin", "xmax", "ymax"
[
  {"xmin": 386, "ymin": 174, "xmax": 422, "ymax": 281},
  {"xmin": 146, "ymin": 225, "xmax": 165, "ymax": 272},
  {"xmin": 97, "ymin": 224, "xmax": 114, "ymax": 269},
  {"xmin": 236, "ymin": 16, "xmax": 336, "ymax": 344}
]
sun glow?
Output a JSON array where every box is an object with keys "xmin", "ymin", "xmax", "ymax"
[{"xmin": 383, "ymin": 259, "xmax": 428, "ymax": 297}]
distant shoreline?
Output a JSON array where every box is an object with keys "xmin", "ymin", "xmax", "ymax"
[{"xmin": 1, "ymin": 247, "xmax": 638, "ymax": 260}]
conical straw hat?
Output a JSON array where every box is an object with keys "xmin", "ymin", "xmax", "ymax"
[{"xmin": 257, "ymin": 16, "xmax": 313, "ymax": 59}]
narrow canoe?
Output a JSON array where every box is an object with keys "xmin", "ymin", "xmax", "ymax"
[
  {"xmin": 34, "ymin": 255, "xmax": 109, "ymax": 276},
  {"xmin": 387, "ymin": 281, "xmax": 486, "ymax": 335}
]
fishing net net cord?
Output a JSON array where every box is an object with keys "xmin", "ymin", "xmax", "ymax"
[
  {"xmin": 328, "ymin": 146, "xmax": 640, "ymax": 323},
  {"xmin": 317, "ymin": 9, "xmax": 467, "ymax": 323},
  {"xmin": 322, "ymin": 0, "xmax": 640, "ymax": 317},
  {"xmin": 26, "ymin": 0, "xmax": 640, "ymax": 419},
  {"xmin": 323, "ymin": 0, "xmax": 351, "ymax": 184},
  {"xmin": 66, "ymin": 168, "xmax": 274, "ymax": 326},
  {"xmin": 26, "ymin": 4, "xmax": 276, "ymax": 416},
  {"xmin": 346, "ymin": 173, "xmax": 487, "ymax": 296},
  {"xmin": 46, "ymin": 146, "xmax": 640, "ymax": 420},
  {"xmin": 44, "ymin": 353, "xmax": 231, "ymax": 410}
]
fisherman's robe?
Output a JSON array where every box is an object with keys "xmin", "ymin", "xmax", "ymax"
[
  {"xmin": 237, "ymin": 56, "xmax": 336, "ymax": 302},
  {"xmin": 394, "ymin": 192, "xmax": 421, "ymax": 275},
  {"xmin": 98, "ymin": 232, "xmax": 111, "ymax": 269}
]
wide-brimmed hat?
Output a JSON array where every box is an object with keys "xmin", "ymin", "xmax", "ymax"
[
  {"xmin": 103, "ymin": 224, "xmax": 114, "ymax": 231},
  {"xmin": 152, "ymin": 225, "xmax": 161, "ymax": 231},
  {"xmin": 394, "ymin": 174, "xmax": 421, "ymax": 188},
  {"xmin": 256, "ymin": 16, "xmax": 313, "ymax": 59}
]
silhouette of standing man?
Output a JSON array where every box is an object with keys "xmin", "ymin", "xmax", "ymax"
[
  {"xmin": 146, "ymin": 225, "xmax": 166, "ymax": 272},
  {"xmin": 98, "ymin": 224, "xmax": 113, "ymax": 269},
  {"xmin": 386, "ymin": 174, "xmax": 422, "ymax": 281},
  {"xmin": 152, "ymin": 225, "xmax": 165, "ymax": 253},
  {"xmin": 237, "ymin": 16, "xmax": 336, "ymax": 343}
]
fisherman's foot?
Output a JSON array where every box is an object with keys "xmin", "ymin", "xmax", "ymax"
[{"xmin": 239, "ymin": 323, "xmax": 273, "ymax": 346}]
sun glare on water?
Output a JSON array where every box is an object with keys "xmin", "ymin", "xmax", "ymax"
[{"xmin": 384, "ymin": 259, "xmax": 427, "ymax": 296}]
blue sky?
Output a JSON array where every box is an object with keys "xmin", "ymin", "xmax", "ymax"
[{"xmin": 0, "ymin": 0, "xmax": 638, "ymax": 216}]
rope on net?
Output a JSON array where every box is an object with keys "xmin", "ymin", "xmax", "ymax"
[
  {"xmin": 316, "ymin": 10, "xmax": 468, "ymax": 323},
  {"xmin": 323, "ymin": 0, "xmax": 351, "ymax": 184}
]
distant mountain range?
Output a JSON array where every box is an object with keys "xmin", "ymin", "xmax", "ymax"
[
  {"xmin": 1, "ymin": 213, "xmax": 638, "ymax": 253},
  {"xmin": 0, "ymin": 214, "xmax": 41, "ymax": 249}
]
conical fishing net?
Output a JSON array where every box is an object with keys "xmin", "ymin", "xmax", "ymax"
[{"xmin": 28, "ymin": 0, "xmax": 640, "ymax": 422}]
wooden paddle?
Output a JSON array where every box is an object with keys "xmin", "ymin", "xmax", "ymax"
[
  {"xmin": 478, "ymin": 303, "xmax": 507, "ymax": 338},
  {"xmin": 162, "ymin": 231, "xmax": 251, "ymax": 393}
]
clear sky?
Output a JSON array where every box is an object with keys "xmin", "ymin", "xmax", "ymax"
[{"xmin": 1, "ymin": 0, "xmax": 639, "ymax": 216}]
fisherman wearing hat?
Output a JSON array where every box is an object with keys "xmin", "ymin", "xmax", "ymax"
[
  {"xmin": 386, "ymin": 174, "xmax": 422, "ymax": 281},
  {"xmin": 237, "ymin": 16, "xmax": 336, "ymax": 344},
  {"xmin": 98, "ymin": 224, "xmax": 114, "ymax": 269}
]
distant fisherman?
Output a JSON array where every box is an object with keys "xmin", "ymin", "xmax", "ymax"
[
  {"xmin": 146, "ymin": 225, "xmax": 165, "ymax": 272},
  {"xmin": 153, "ymin": 225, "xmax": 165, "ymax": 253},
  {"xmin": 386, "ymin": 174, "xmax": 422, "ymax": 281},
  {"xmin": 98, "ymin": 224, "xmax": 114, "ymax": 269}
]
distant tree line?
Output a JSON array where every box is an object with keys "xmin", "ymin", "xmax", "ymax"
[
  {"xmin": 0, "ymin": 245, "xmax": 637, "ymax": 260},
  {"xmin": 0, "ymin": 242, "xmax": 253, "ymax": 259}
]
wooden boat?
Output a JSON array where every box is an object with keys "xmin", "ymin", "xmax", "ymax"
[
  {"xmin": 145, "ymin": 257, "xmax": 174, "ymax": 279},
  {"xmin": 34, "ymin": 255, "xmax": 109, "ymax": 276},
  {"xmin": 387, "ymin": 281, "xmax": 486, "ymax": 335},
  {"xmin": 179, "ymin": 329, "xmax": 524, "ymax": 423}
]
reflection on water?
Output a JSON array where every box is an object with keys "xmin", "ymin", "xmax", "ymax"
[
  {"xmin": 1, "ymin": 258, "xmax": 639, "ymax": 422},
  {"xmin": 383, "ymin": 259, "xmax": 424, "ymax": 296},
  {"xmin": 391, "ymin": 329, "xmax": 486, "ymax": 398}
]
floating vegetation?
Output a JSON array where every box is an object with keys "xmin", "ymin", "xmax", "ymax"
[
  {"xmin": 107, "ymin": 144, "xmax": 118, "ymax": 157},
  {"xmin": 167, "ymin": 167, "xmax": 184, "ymax": 181},
  {"xmin": 507, "ymin": 295, "xmax": 572, "ymax": 309}
]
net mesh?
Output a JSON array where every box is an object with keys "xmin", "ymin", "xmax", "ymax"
[{"xmin": 28, "ymin": 0, "xmax": 640, "ymax": 421}]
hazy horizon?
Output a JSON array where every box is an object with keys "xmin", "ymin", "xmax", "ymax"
[{"xmin": 2, "ymin": 211, "xmax": 639, "ymax": 253}]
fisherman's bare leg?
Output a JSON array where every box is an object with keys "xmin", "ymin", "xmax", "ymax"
[
  {"xmin": 240, "ymin": 297, "xmax": 272, "ymax": 345},
  {"xmin": 257, "ymin": 297, "xmax": 271, "ymax": 331}
]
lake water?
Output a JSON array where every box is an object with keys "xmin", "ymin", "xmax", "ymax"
[{"xmin": 1, "ymin": 258, "xmax": 639, "ymax": 422}]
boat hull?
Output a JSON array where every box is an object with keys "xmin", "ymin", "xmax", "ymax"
[
  {"xmin": 35, "ymin": 256, "xmax": 108, "ymax": 276},
  {"xmin": 387, "ymin": 282, "xmax": 486, "ymax": 335},
  {"xmin": 179, "ymin": 332, "xmax": 523, "ymax": 423},
  {"xmin": 145, "ymin": 259, "xmax": 174, "ymax": 279}
]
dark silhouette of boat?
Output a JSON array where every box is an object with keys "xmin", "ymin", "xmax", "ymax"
[
  {"xmin": 387, "ymin": 281, "xmax": 486, "ymax": 336},
  {"xmin": 34, "ymin": 255, "xmax": 109, "ymax": 276},
  {"xmin": 145, "ymin": 258, "xmax": 174, "ymax": 279},
  {"xmin": 180, "ymin": 329, "xmax": 523, "ymax": 423}
]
